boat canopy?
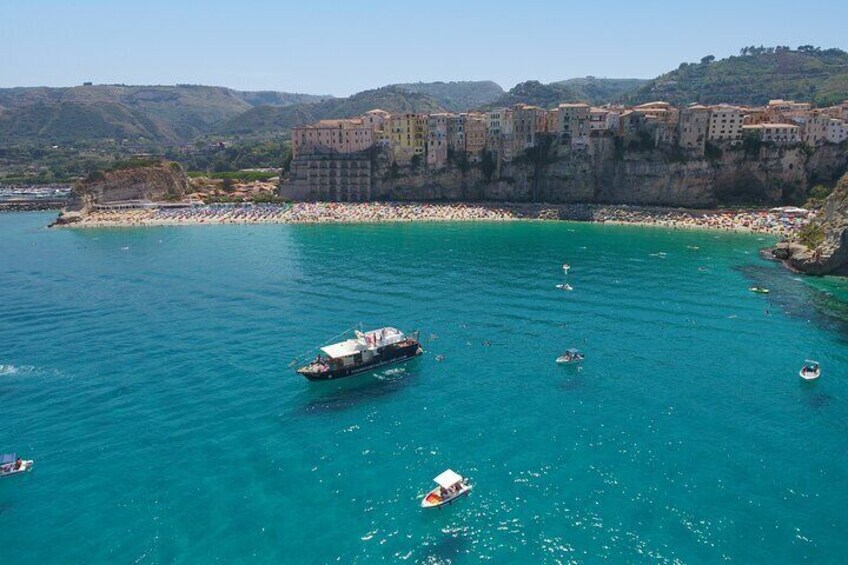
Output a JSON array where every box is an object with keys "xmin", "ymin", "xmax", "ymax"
[
  {"xmin": 805, "ymin": 360, "xmax": 820, "ymax": 367},
  {"xmin": 321, "ymin": 339, "xmax": 368, "ymax": 359},
  {"xmin": 566, "ymin": 348, "xmax": 581, "ymax": 355},
  {"xmin": 434, "ymin": 469, "xmax": 463, "ymax": 488},
  {"xmin": 0, "ymin": 454, "xmax": 16, "ymax": 465},
  {"xmin": 320, "ymin": 327, "xmax": 406, "ymax": 359}
]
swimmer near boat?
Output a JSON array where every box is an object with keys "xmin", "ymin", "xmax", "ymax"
[
  {"xmin": 421, "ymin": 469, "xmax": 472, "ymax": 509},
  {"xmin": 799, "ymin": 360, "xmax": 821, "ymax": 381},
  {"xmin": 292, "ymin": 324, "xmax": 423, "ymax": 381},
  {"xmin": 556, "ymin": 348, "xmax": 585, "ymax": 364}
]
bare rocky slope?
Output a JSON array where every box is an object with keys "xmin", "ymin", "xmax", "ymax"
[
  {"xmin": 52, "ymin": 160, "xmax": 189, "ymax": 225},
  {"xmin": 773, "ymin": 172, "xmax": 848, "ymax": 275}
]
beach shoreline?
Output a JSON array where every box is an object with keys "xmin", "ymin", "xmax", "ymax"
[{"xmin": 50, "ymin": 202, "xmax": 808, "ymax": 236}]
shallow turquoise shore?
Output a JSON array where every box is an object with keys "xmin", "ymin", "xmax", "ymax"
[{"xmin": 1, "ymin": 212, "xmax": 846, "ymax": 563}]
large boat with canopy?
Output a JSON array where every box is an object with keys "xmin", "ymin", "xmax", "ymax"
[{"xmin": 292, "ymin": 325, "xmax": 423, "ymax": 381}]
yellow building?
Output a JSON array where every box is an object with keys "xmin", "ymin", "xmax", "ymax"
[{"xmin": 387, "ymin": 112, "xmax": 427, "ymax": 162}]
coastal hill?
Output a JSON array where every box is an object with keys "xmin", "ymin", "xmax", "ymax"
[
  {"xmin": 489, "ymin": 78, "xmax": 648, "ymax": 108},
  {"xmin": 391, "ymin": 81, "xmax": 505, "ymax": 111},
  {"xmin": 214, "ymin": 86, "xmax": 448, "ymax": 137},
  {"xmin": 0, "ymin": 84, "xmax": 331, "ymax": 144},
  {"xmin": 774, "ymin": 172, "xmax": 848, "ymax": 275},
  {"xmin": 630, "ymin": 46, "xmax": 848, "ymax": 106}
]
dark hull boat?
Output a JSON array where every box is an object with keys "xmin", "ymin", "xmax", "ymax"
[{"xmin": 295, "ymin": 326, "xmax": 423, "ymax": 381}]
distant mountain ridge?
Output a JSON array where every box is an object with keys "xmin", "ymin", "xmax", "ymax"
[
  {"xmin": 629, "ymin": 47, "xmax": 848, "ymax": 105},
  {"xmin": 0, "ymin": 84, "xmax": 331, "ymax": 144}
]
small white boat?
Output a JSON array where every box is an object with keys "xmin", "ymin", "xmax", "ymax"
[
  {"xmin": 421, "ymin": 469, "xmax": 472, "ymax": 509},
  {"xmin": 562, "ymin": 263, "xmax": 571, "ymax": 273},
  {"xmin": 799, "ymin": 360, "xmax": 821, "ymax": 381},
  {"xmin": 0, "ymin": 454, "xmax": 33, "ymax": 478},
  {"xmin": 749, "ymin": 286, "xmax": 770, "ymax": 294},
  {"xmin": 556, "ymin": 284, "xmax": 573, "ymax": 291},
  {"xmin": 556, "ymin": 348, "xmax": 585, "ymax": 364}
]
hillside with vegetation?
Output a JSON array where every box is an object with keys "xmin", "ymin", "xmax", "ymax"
[
  {"xmin": 489, "ymin": 78, "xmax": 648, "ymax": 109},
  {"xmin": 0, "ymin": 84, "xmax": 329, "ymax": 144},
  {"xmin": 214, "ymin": 86, "xmax": 448, "ymax": 137},
  {"xmin": 391, "ymin": 81, "xmax": 504, "ymax": 112},
  {"xmin": 630, "ymin": 46, "xmax": 848, "ymax": 105},
  {"xmin": 551, "ymin": 78, "xmax": 649, "ymax": 103}
]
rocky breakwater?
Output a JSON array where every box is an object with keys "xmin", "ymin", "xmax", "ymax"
[
  {"xmin": 52, "ymin": 160, "xmax": 190, "ymax": 226},
  {"xmin": 773, "ymin": 173, "xmax": 848, "ymax": 275}
]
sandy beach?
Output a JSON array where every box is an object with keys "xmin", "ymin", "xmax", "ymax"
[{"xmin": 54, "ymin": 202, "xmax": 810, "ymax": 235}]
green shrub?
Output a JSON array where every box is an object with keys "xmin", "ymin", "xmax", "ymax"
[
  {"xmin": 798, "ymin": 223, "xmax": 825, "ymax": 249},
  {"xmin": 809, "ymin": 184, "xmax": 833, "ymax": 200}
]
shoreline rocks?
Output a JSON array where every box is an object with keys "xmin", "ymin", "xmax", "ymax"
[{"xmin": 771, "ymin": 173, "xmax": 848, "ymax": 276}]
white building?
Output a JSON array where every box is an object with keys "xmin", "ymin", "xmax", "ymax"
[
  {"xmin": 741, "ymin": 123, "xmax": 800, "ymax": 145},
  {"xmin": 827, "ymin": 119, "xmax": 848, "ymax": 144},
  {"xmin": 708, "ymin": 105, "xmax": 744, "ymax": 141}
]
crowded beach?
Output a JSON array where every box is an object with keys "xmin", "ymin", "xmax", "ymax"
[{"xmin": 55, "ymin": 201, "xmax": 811, "ymax": 235}]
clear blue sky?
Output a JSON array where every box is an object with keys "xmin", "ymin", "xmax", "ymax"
[{"xmin": 2, "ymin": 0, "xmax": 847, "ymax": 96}]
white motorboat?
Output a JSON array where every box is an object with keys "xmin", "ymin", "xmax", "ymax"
[
  {"xmin": 0, "ymin": 454, "xmax": 33, "ymax": 478},
  {"xmin": 556, "ymin": 284, "xmax": 573, "ymax": 291},
  {"xmin": 421, "ymin": 469, "xmax": 472, "ymax": 509},
  {"xmin": 556, "ymin": 348, "xmax": 585, "ymax": 364},
  {"xmin": 799, "ymin": 360, "xmax": 821, "ymax": 381}
]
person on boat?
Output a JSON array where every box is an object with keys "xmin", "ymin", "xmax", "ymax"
[{"xmin": 13, "ymin": 458, "xmax": 22, "ymax": 471}]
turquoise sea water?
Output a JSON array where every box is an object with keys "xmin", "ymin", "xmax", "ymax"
[{"xmin": 1, "ymin": 212, "xmax": 847, "ymax": 563}]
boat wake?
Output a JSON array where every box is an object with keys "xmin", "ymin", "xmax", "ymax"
[
  {"xmin": 375, "ymin": 367, "xmax": 408, "ymax": 380},
  {"xmin": 0, "ymin": 364, "xmax": 35, "ymax": 376}
]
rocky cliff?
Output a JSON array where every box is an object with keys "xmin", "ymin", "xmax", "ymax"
[
  {"xmin": 72, "ymin": 160, "xmax": 189, "ymax": 207},
  {"xmin": 773, "ymin": 173, "xmax": 848, "ymax": 275},
  {"xmin": 52, "ymin": 160, "xmax": 190, "ymax": 225},
  {"xmin": 368, "ymin": 140, "xmax": 847, "ymax": 209}
]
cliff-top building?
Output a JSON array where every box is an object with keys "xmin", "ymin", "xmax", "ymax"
[
  {"xmin": 708, "ymin": 105, "xmax": 744, "ymax": 142},
  {"xmin": 292, "ymin": 119, "xmax": 374, "ymax": 158}
]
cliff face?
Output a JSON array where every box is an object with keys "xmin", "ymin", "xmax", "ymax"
[
  {"xmin": 71, "ymin": 161, "xmax": 190, "ymax": 208},
  {"xmin": 369, "ymin": 141, "xmax": 847, "ymax": 208},
  {"xmin": 773, "ymin": 173, "xmax": 848, "ymax": 275}
]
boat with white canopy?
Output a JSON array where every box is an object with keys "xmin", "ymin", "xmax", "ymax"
[
  {"xmin": 420, "ymin": 469, "xmax": 472, "ymax": 509},
  {"xmin": 0, "ymin": 454, "xmax": 33, "ymax": 478},
  {"xmin": 293, "ymin": 325, "xmax": 423, "ymax": 381}
]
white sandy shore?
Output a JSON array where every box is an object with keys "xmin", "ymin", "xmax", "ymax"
[{"xmin": 55, "ymin": 202, "xmax": 809, "ymax": 236}]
